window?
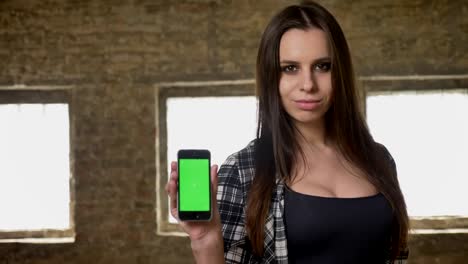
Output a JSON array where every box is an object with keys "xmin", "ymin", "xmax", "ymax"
[
  {"xmin": 362, "ymin": 75, "xmax": 468, "ymax": 231},
  {"xmin": 0, "ymin": 88, "xmax": 74, "ymax": 242},
  {"xmin": 155, "ymin": 80, "xmax": 255, "ymax": 234},
  {"xmin": 367, "ymin": 90, "xmax": 468, "ymax": 216}
]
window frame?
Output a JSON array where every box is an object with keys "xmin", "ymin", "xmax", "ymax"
[
  {"xmin": 154, "ymin": 80, "xmax": 255, "ymax": 235},
  {"xmin": 0, "ymin": 85, "xmax": 76, "ymax": 242},
  {"xmin": 360, "ymin": 74, "xmax": 468, "ymax": 232}
]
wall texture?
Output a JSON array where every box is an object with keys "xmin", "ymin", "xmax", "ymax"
[{"xmin": 0, "ymin": 0, "xmax": 467, "ymax": 263}]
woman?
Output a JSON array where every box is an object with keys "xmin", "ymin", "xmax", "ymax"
[{"xmin": 166, "ymin": 1, "xmax": 409, "ymax": 263}]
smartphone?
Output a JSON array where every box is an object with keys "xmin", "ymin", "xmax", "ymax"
[{"xmin": 177, "ymin": 149, "xmax": 211, "ymax": 221}]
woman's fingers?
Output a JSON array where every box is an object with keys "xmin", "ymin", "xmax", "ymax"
[
  {"xmin": 210, "ymin": 164, "xmax": 219, "ymax": 206},
  {"xmin": 210, "ymin": 164, "xmax": 222, "ymax": 225},
  {"xmin": 167, "ymin": 161, "xmax": 179, "ymax": 220}
]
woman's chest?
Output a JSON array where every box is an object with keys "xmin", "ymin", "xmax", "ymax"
[{"xmin": 289, "ymin": 157, "xmax": 378, "ymax": 198}]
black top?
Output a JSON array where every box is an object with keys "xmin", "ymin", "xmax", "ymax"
[{"xmin": 284, "ymin": 186, "xmax": 393, "ymax": 264}]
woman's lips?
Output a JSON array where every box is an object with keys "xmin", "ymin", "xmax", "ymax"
[{"xmin": 294, "ymin": 99, "xmax": 322, "ymax": 110}]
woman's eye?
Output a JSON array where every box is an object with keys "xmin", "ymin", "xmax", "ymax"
[
  {"xmin": 282, "ymin": 65, "xmax": 298, "ymax": 73},
  {"xmin": 314, "ymin": 62, "xmax": 331, "ymax": 72}
]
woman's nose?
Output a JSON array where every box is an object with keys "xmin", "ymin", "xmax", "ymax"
[{"xmin": 301, "ymin": 71, "xmax": 315, "ymax": 92}]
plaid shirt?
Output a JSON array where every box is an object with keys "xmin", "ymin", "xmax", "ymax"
[{"xmin": 217, "ymin": 139, "xmax": 409, "ymax": 264}]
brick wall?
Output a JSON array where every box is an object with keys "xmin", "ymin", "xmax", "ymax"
[{"xmin": 0, "ymin": 0, "xmax": 467, "ymax": 263}]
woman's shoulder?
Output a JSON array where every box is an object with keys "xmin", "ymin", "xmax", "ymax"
[
  {"xmin": 218, "ymin": 139, "xmax": 257, "ymax": 183},
  {"xmin": 223, "ymin": 138, "xmax": 257, "ymax": 167},
  {"xmin": 373, "ymin": 142, "xmax": 395, "ymax": 161},
  {"xmin": 373, "ymin": 141, "xmax": 397, "ymax": 173}
]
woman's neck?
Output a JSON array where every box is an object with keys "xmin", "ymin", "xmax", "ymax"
[{"xmin": 293, "ymin": 119, "xmax": 331, "ymax": 151}]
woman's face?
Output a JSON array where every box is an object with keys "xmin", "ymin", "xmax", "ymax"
[{"xmin": 278, "ymin": 28, "xmax": 333, "ymax": 126}]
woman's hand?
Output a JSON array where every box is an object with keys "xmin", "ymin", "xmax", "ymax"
[{"xmin": 165, "ymin": 161, "xmax": 225, "ymax": 263}]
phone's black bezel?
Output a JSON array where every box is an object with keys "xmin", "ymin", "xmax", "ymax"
[{"xmin": 177, "ymin": 149, "xmax": 212, "ymax": 221}]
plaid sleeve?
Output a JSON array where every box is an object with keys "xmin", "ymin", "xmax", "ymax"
[{"xmin": 217, "ymin": 155, "xmax": 258, "ymax": 264}]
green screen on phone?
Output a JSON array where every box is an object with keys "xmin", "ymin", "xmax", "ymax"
[{"xmin": 179, "ymin": 158, "xmax": 210, "ymax": 212}]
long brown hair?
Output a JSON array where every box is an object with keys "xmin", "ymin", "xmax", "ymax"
[{"xmin": 247, "ymin": 1, "xmax": 409, "ymax": 262}]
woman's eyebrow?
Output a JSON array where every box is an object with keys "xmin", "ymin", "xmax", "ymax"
[{"xmin": 280, "ymin": 57, "xmax": 331, "ymax": 64}]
